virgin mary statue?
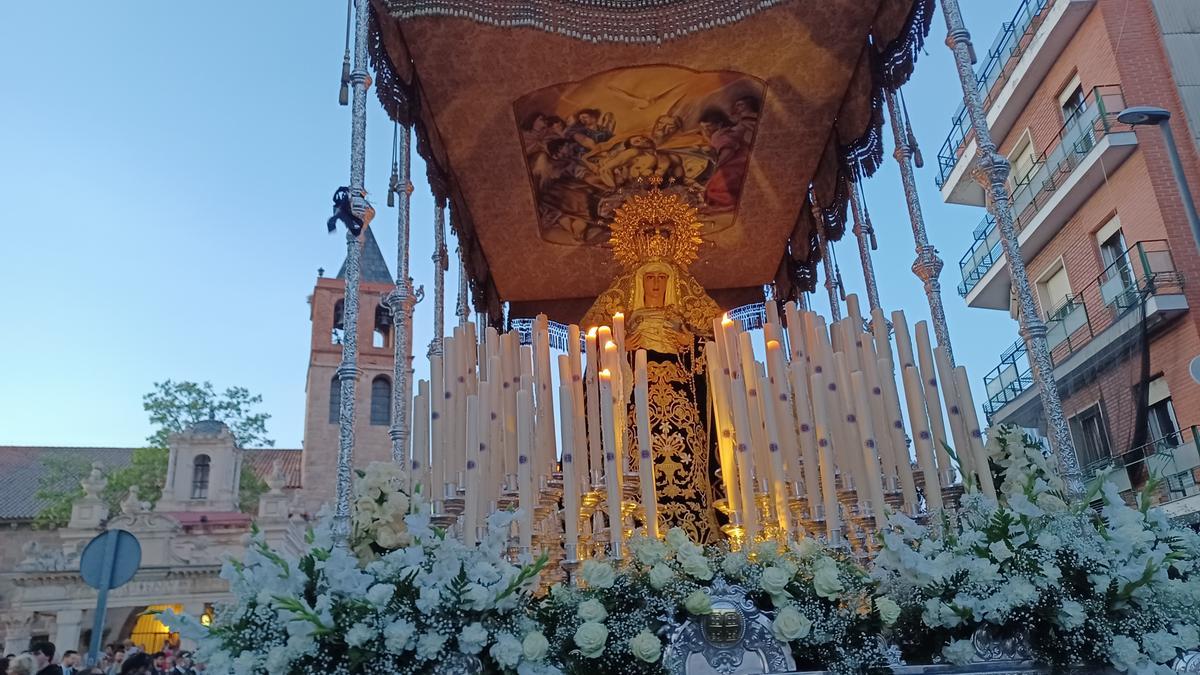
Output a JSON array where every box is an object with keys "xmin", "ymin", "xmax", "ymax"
[{"xmin": 582, "ymin": 181, "xmax": 726, "ymax": 544}]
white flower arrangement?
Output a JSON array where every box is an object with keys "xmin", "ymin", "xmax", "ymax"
[
  {"xmin": 535, "ymin": 528, "xmax": 891, "ymax": 675},
  {"xmin": 163, "ymin": 463, "xmax": 557, "ymax": 675},
  {"xmin": 876, "ymin": 425, "xmax": 1200, "ymax": 672}
]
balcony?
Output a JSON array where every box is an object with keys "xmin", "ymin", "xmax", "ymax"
[
  {"xmin": 957, "ymin": 85, "xmax": 1137, "ymax": 309},
  {"xmin": 1093, "ymin": 426, "xmax": 1200, "ymax": 524},
  {"xmin": 982, "ymin": 240, "xmax": 1188, "ymax": 425},
  {"xmin": 937, "ymin": 0, "xmax": 1097, "ymax": 204}
]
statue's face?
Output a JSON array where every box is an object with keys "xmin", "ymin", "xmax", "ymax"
[{"xmin": 643, "ymin": 271, "xmax": 670, "ymax": 307}]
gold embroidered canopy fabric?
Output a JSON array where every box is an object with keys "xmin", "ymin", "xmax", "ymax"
[{"xmin": 370, "ymin": 0, "xmax": 931, "ymax": 322}]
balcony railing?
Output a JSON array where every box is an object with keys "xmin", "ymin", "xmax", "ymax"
[
  {"xmin": 957, "ymin": 85, "xmax": 1126, "ymax": 297},
  {"xmin": 1097, "ymin": 426, "xmax": 1200, "ymax": 505},
  {"xmin": 980, "ymin": 240, "xmax": 1184, "ymax": 421},
  {"xmin": 935, "ymin": 0, "xmax": 1056, "ymax": 189}
]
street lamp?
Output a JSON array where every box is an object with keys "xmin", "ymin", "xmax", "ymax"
[{"xmin": 1117, "ymin": 105, "xmax": 1200, "ymax": 253}]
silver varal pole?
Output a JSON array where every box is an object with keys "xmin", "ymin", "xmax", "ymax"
[
  {"xmin": 848, "ymin": 179, "xmax": 881, "ymax": 312},
  {"xmin": 333, "ymin": 0, "xmax": 372, "ymax": 545},
  {"xmin": 388, "ymin": 125, "xmax": 423, "ymax": 467},
  {"xmin": 456, "ymin": 247, "xmax": 470, "ymax": 324},
  {"xmin": 941, "ymin": 0, "xmax": 1081, "ymax": 493},
  {"xmin": 429, "ymin": 200, "xmax": 448, "ymax": 357},
  {"xmin": 885, "ymin": 89, "xmax": 955, "ymax": 366}
]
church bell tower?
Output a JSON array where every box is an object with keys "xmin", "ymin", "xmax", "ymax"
[{"xmin": 300, "ymin": 229, "xmax": 398, "ymax": 510}]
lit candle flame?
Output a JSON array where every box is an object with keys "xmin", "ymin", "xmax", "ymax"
[
  {"xmin": 721, "ymin": 313, "xmax": 734, "ymax": 327},
  {"xmin": 587, "ymin": 326, "xmax": 598, "ymax": 338},
  {"xmin": 599, "ymin": 368, "xmax": 611, "ymax": 380},
  {"xmin": 766, "ymin": 339, "xmax": 780, "ymax": 350},
  {"xmin": 604, "ymin": 341, "xmax": 617, "ymax": 351}
]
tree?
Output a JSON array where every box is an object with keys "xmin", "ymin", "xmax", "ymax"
[
  {"xmin": 34, "ymin": 381, "xmax": 273, "ymax": 527},
  {"xmin": 143, "ymin": 380, "xmax": 274, "ymax": 449}
]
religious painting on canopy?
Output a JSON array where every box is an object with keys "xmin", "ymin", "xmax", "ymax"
[{"xmin": 513, "ymin": 65, "xmax": 766, "ymax": 246}]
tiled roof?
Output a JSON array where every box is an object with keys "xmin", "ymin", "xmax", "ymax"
[
  {"xmin": 242, "ymin": 448, "xmax": 304, "ymax": 489},
  {"xmin": 0, "ymin": 446, "xmax": 303, "ymax": 522}
]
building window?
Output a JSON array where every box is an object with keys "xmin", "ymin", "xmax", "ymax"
[
  {"xmin": 130, "ymin": 604, "xmax": 183, "ymax": 653},
  {"xmin": 1147, "ymin": 377, "xmax": 1181, "ymax": 451},
  {"xmin": 370, "ymin": 375, "xmax": 392, "ymax": 426},
  {"xmin": 1167, "ymin": 471, "xmax": 1200, "ymax": 501},
  {"xmin": 1036, "ymin": 262, "xmax": 1073, "ymax": 319},
  {"xmin": 331, "ymin": 299, "xmax": 345, "ymax": 345},
  {"xmin": 191, "ymin": 454, "xmax": 211, "ymax": 499},
  {"xmin": 374, "ymin": 304, "xmax": 392, "ymax": 349},
  {"xmin": 1008, "ymin": 131, "xmax": 1038, "ymax": 192},
  {"xmin": 329, "ymin": 375, "xmax": 341, "ymax": 424},
  {"xmin": 1069, "ymin": 404, "xmax": 1113, "ymax": 473},
  {"xmin": 1059, "ymin": 75, "xmax": 1087, "ymax": 122}
]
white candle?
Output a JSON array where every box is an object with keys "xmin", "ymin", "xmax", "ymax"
[
  {"xmin": 429, "ymin": 354, "xmax": 446, "ymax": 499},
  {"xmin": 902, "ymin": 365, "xmax": 943, "ymax": 513},
  {"xmin": 809, "ymin": 373, "xmax": 842, "ymax": 539},
  {"xmin": 934, "ymin": 345, "xmax": 974, "ymax": 484},
  {"xmin": 954, "ymin": 363, "xmax": 996, "ymax": 500},
  {"xmin": 705, "ymin": 340, "xmax": 741, "ymax": 527},
  {"xmin": 584, "ymin": 328, "xmax": 603, "ymax": 485},
  {"xmin": 759, "ymin": 372, "xmax": 791, "ymax": 537},
  {"xmin": 878, "ymin": 357, "xmax": 919, "ymax": 513},
  {"xmin": 633, "ymin": 350, "xmax": 659, "ymax": 539},
  {"xmin": 558, "ymin": 383, "xmax": 581, "ymax": 552},
  {"xmin": 464, "ymin": 394, "xmax": 480, "ymax": 546},
  {"xmin": 721, "ymin": 317, "xmax": 759, "ymax": 546},
  {"xmin": 412, "ymin": 379, "xmax": 431, "ymax": 503},
  {"xmin": 516, "ymin": 388, "xmax": 535, "ymax": 552},
  {"xmin": 851, "ymin": 372, "xmax": 886, "ymax": 528},
  {"xmin": 598, "ymin": 369, "xmax": 623, "ymax": 557},
  {"xmin": 917, "ymin": 322, "xmax": 954, "ymax": 484},
  {"xmin": 612, "ymin": 312, "xmax": 626, "ymax": 355},
  {"xmin": 786, "ymin": 358, "xmax": 823, "ymax": 522}
]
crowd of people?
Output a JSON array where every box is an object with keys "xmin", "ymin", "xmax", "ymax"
[{"xmin": 1, "ymin": 640, "xmax": 202, "ymax": 675}]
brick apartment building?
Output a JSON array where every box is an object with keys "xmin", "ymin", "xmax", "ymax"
[{"xmin": 938, "ymin": 0, "xmax": 1200, "ymax": 522}]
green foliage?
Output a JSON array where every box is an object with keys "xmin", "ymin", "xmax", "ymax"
[
  {"xmin": 34, "ymin": 380, "xmax": 274, "ymax": 527},
  {"xmin": 143, "ymin": 380, "xmax": 273, "ymax": 449}
]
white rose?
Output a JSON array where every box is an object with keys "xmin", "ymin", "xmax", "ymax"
[
  {"xmin": 574, "ymin": 621, "xmax": 609, "ymax": 658},
  {"xmin": 788, "ymin": 537, "xmax": 819, "ymax": 560},
  {"xmin": 582, "ymin": 560, "xmax": 616, "ymax": 589},
  {"xmin": 489, "ymin": 632, "xmax": 523, "ymax": 668},
  {"xmin": 628, "ymin": 629, "xmax": 662, "ymax": 664},
  {"xmin": 649, "ymin": 564, "xmax": 675, "ymax": 590},
  {"xmin": 631, "ymin": 537, "xmax": 669, "ymax": 566},
  {"xmin": 666, "ymin": 527, "xmax": 691, "ymax": 551},
  {"xmin": 415, "ymin": 631, "xmax": 448, "ymax": 660},
  {"xmin": 771, "ymin": 606, "xmax": 812, "ymax": 642},
  {"xmin": 458, "ymin": 622, "xmax": 488, "ymax": 655},
  {"xmin": 875, "ymin": 596, "xmax": 901, "ymax": 626},
  {"xmin": 684, "ymin": 590, "xmax": 712, "ymax": 615},
  {"xmin": 721, "ymin": 551, "xmax": 748, "ymax": 576},
  {"xmin": 680, "ymin": 552, "xmax": 714, "ymax": 581},
  {"xmin": 383, "ymin": 618, "xmax": 416, "ymax": 653},
  {"xmin": 988, "ymin": 540, "xmax": 1014, "ymax": 562},
  {"xmin": 759, "ymin": 566, "xmax": 792, "ymax": 596},
  {"xmin": 375, "ymin": 524, "xmax": 410, "ymax": 550},
  {"xmin": 811, "ymin": 557, "xmax": 844, "ymax": 599},
  {"xmin": 345, "ymin": 623, "xmax": 374, "ymax": 647},
  {"xmin": 942, "ymin": 639, "xmax": 976, "ymax": 666},
  {"xmin": 522, "ymin": 631, "xmax": 549, "ymax": 662},
  {"xmin": 577, "ymin": 598, "xmax": 608, "ymax": 622}
]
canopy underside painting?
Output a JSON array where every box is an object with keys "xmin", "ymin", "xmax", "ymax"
[{"xmin": 368, "ymin": 0, "xmax": 933, "ymax": 323}]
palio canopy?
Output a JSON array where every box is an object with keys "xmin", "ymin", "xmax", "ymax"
[{"xmin": 368, "ymin": 0, "xmax": 933, "ymax": 322}]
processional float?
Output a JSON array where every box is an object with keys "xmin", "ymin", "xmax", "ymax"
[{"xmin": 328, "ymin": 0, "xmax": 1082, "ymax": 581}]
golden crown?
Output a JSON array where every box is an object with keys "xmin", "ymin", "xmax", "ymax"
[{"xmin": 609, "ymin": 178, "xmax": 704, "ymax": 271}]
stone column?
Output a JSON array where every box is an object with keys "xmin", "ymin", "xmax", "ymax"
[
  {"xmin": 53, "ymin": 609, "xmax": 83, "ymax": 655},
  {"xmin": 941, "ymin": 0, "xmax": 1081, "ymax": 494},
  {"xmin": 2, "ymin": 613, "xmax": 34, "ymax": 655}
]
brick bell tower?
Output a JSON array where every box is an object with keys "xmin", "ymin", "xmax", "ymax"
[{"xmin": 301, "ymin": 228, "xmax": 398, "ymax": 510}]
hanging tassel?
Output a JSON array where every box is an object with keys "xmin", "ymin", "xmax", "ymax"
[
  {"xmin": 387, "ymin": 123, "xmax": 399, "ymax": 207},
  {"xmin": 338, "ymin": 0, "xmax": 352, "ymax": 106}
]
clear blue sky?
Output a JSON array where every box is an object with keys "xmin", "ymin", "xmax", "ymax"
[{"xmin": 0, "ymin": 1, "xmax": 1020, "ymax": 448}]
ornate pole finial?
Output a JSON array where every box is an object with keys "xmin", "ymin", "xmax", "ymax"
[{"xmin": 940, "ymin": 0, "xmax": 1081, "ymax": 494}]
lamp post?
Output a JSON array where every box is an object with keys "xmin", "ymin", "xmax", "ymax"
[{"xmin": 1117, "ymin": 106, "xmax": 1200, "ymax": 254}]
